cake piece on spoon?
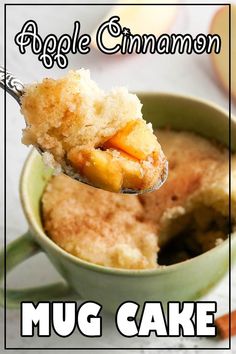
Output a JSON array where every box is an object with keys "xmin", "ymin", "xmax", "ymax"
[{"xmin": 21, "ymin": 69, "xmax": 167, "ymax": 193}]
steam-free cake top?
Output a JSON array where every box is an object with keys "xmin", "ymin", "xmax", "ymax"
[
  {"xmin": 42, "ymin": 130, "xmax": 234, "ymax": 269},
  {"xmin": 21, "ymin": 69, "xmax": 166, "ymax": 193}
]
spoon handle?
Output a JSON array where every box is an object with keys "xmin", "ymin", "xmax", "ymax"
[{"xmin": 0, "ymin": 66, "xmax": 24, "ymax": 104}]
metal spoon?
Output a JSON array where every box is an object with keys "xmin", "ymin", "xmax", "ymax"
[{"xmin": 0, "ymin": 66, "xmax": 168, "ymax": 194}]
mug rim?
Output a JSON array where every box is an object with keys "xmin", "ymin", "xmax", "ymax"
[{"xmin": 20, "ymin": 92, "xmax": 234, "ymax": 276}]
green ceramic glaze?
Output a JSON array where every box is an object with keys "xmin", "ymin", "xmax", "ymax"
[{"xmin": 1, "ymin": 93, "xmax": 235, "ymax": 312}]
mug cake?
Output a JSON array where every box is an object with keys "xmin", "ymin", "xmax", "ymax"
[{"xmin": 42, "ymin": 129, "xmax": 234, "ymax": 270}]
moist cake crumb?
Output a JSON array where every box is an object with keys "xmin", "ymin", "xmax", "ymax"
[
  {"xmin": 42, "ymin": 174, "xmax": 158, "ymax": 269},
  {"xmin": 42, "ymin": 129, "xmax": 234, "ymax": 269},
  {"xmin": 21, "ymin": 69, "xmax": 166, "ymax": 192}
]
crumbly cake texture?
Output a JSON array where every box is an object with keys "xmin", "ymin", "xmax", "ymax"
[
  {"xmin": 140, "ymin": 130, "xmax": 234, "ymax": 247},
  {"xmin": 21, "ymin": 69, "xmax": 166, "ymax": 192},
  {"xmin": 42, "ymin": 130, "xmax": 233, "ymax": 270},
  {"xmin": 42, "ymin": 174, "xmax": 157, "ymax": 270}
]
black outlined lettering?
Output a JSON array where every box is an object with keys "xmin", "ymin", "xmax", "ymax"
[
  {"xmin": 116, "ymin": 301, "xmax": 216, "ymax": 338},
  {"xmin": 206, "ymin": 34, "xmax": 221, "ymax": 54},
  {"xmin": 21, "ymin": 301, "xmax": 103, "ymax": 338},
  {"xmin": 21, "ymin": 302, "xmax": 50, "ymax": 337},
  {"xmin": 142, "ymin": 34, "xmax": 156, "ymax": 54},
  {"xmin": 54, "ymin": 34, "xmax": 71, "ymax": 68},
  {"xmin": 195, "ymin": 301, "xmax": 217, "ymax": 337},
  {"xmin": 194, "ymin": 33, "xmax": 207, "ymax": 54},
  {"xmin": 38, "ymin": 34, "xmax": 57, "ymax": 68},
  {"xmin": 170, "ymin": 34, "xmax": 193, "ymax": 54},
  {"xmin": 156, "ymin": 34, "xmax": 170, "ymax": 54},
  {"xmin": 52, "ymin": 301, "xmax": 77, "ymax": 337},
  {"xmin": 14, "ymin": 20, "xmax": 91, "ymax": 69},
  {"xmin": 15, "ymin": 16, "xmax": 222, "ymax": 68},
  {"xmin": 115, "ymin": 301, "xmax": 139, "ymax": 337},
  {"xmin": 77, "ymin": 301, "xmax": 102, "ymax": 337},
  {"xmin": 138, "ymin": 302, "xmax": 167, "ymax": 337},
  {"xmin": 78, "ymin": 34, "xmax": 91, "ymax": 54},
  {"xmin": 126, "ymin": 34, "xmax": 142, "ymax": 54},
  {"xmin": 15, "ymin": 20, "xmax": 42, "ymax": 54},
  {"xmin": 20, "ymin": 300, "xmax": 217, "ymax": 338},
  {"xmin": 96, "ymin": 16, "xmax": 121, "ymax": 55},
  {"xmin": 168, "ymin": 302, "xmax": 195, "ymax": 336}
]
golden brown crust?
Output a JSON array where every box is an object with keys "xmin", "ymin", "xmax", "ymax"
[
  {"xmin": 139, "ymin": 130, "xmax": 232, "ymax": 247},
  {"xmin": 42, "ymin": 175, "xmax": 158, "ymax": 269},
  {"xmin": 42, "ymin": 130, "xmax": 232, "ymax": 269},
  {"xmin": 140, "ymin": 129, "xmax": 231, "ymax": 223}
]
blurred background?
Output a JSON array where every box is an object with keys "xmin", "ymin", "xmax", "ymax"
[{"xmin": 1, "ymin": 0, "xmax": 235, "ymax": 351}]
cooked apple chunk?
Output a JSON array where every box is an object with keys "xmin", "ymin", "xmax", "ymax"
[
  {"xmin": 21, "ymin": 69, "xmax": 167, "ymax": 193},
  {"xmin": 104, "ymin": 120, "xmax": 159, "ymax": 160},
  {"xmin": 68, "ymin": 148, "xmax": 124, "ymax": 192}
]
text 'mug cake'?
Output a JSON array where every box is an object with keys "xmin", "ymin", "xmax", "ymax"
[
  {"xmin": 20, "ymin": 69, "xmax": 167, "ymax": 193},
  {"xmin": 42, "ymin": 130, "xmax": 235, "ymax": 270}
]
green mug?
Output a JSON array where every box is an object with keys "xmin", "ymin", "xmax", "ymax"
[{"xmin": 1, "ymin": 93, "xmax": 235, "ymax": 313}]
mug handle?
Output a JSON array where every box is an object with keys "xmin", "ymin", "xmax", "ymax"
[{"xmin": 0, "ymin": 231, "xmax": 76, "ymax": 308}]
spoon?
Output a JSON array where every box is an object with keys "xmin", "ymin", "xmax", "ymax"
[{"xmin": 0, "ymin": 66, "xmax": 168, "ymax": 194}]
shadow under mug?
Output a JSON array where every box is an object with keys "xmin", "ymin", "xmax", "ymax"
[{"xmin": 1, "ymin": 93, "xmax": 235, "ymax": 313}]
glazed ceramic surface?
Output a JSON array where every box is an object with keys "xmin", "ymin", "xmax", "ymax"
[{"xmin": 1, "ymin": 93, "xmax": 235, "ymax": 312}]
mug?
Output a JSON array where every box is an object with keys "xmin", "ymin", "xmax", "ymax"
[{"xmin": 1, "ymin": 93, "xmax": 235, "ymax": 313}]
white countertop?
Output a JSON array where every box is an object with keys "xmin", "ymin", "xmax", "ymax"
[{"xmin": 1, "ymin": 0, "xmax": 236, "ymax": 352}]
